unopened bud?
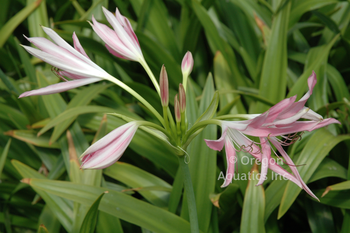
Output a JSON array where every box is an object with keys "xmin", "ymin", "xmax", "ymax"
[
  {"xmin": 179, "ymin": 84, "xmax": 186, "ymax": 113},
  {"xmin": 181, "ymin": 51, "xmax": 193, "ymax": 76},
  {"xmin": 174, "ymin": 94, "xmax": 181, "ymax": 122},
  {"xmin": 160, "ymin": 65, "xmax": 169, "ymax": 107}
]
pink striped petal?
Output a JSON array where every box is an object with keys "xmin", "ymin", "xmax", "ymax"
[
  {"xmin": 41, "ymin": 27, "xmax": 102, "ymax": 71},
  {"xmin": 270, "ymin": 137, "xmax": 319, "ymax": 200},
  {"xmin": 256, "ymin": 138, "xmax": 270, "ymax": 186},
  {"xmin": 91, "ymin": 16, "xmax": 134, "ymax": 59},
  {"xmin": 221, "ymin": 138, "xmax": 236, "ymax": 187},
  {"xmin": 205, "ymin": 131, "xmax": 226, "ymax": 151},
  {"xmin": 19, "ymin": 78, "xmax": 100, "ymax": 97},
  {"xmin": 105, "ymin": 44, "xmax": 131, "ymax": 60},
  {"xmin": 81, "ymin": 122, "xmax": 139, "ymax": 169},
  {"xmin": 72, "ymin": 32, "xmax": 89, "ymax": 58},
  {"xmin": 22, "ymin": 45, "xmax": 106, "ymax": 79}
]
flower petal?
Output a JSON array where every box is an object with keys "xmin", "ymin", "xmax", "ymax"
[
  {"xmin": 81, "ymin": 122, "xmax": 138, "ymax": 157},
  {"xmin": 41, "ymin": 27, "xmax": 102, "ymax": 71},
  {"xmin": 81, "ymin": 122, "xmax": 139, "ymax": 169},
  {"xmin": 221, "ymin": 138, "xmax": 236, "ymax": 187},
  {"xmin": 256, "ymin": 138, "xmax": 270, "ymax": 186},
  {"xmin": 204, "ymin": 131, "xmax": 226, "ymax": 151},
  {"xmin": 72, "ymin": 32, "xmax": 89, "ymax": 58},
  {"xmin": 270, "ymin": 137, "xmax": 319, "ymax": 200},
  {"xmin": 19, "ymin": 78, "xmax": 100, "ymax": 97},
  {"xmin": 22, "ymin": 45, "xmax": 106, "ymax": 79}
]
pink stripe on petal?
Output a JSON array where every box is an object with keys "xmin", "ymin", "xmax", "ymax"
[
  {"xmin": 22, "ymin": 46, "xmax": 106, "ymax": 79},
  {"xmin": 268, "ymin": 163, "xmax": 302, "ymax": 188},
  {"xmin": 72, "ymin": 32, "xmax": 89, "ymax": 58},
  {"xmin": 105, "ymin": 44, "xmax": 131, "ymax": 60},
  {"xmin": 82, "ymin": 125, "xmax": 137, "ymax": 169},
  {"xmin": 19, "ymin": 78, "xmax": 100, "ymax": 97},
  {"xmin": 270, "ymin": 137, "xmax": 318, "ymax": 200},
  {"xmin": 59, "ymin": 71, "xmax": 86, "ymax": 80},
  {"xmin": 205, "ymin": 131, "xmax": 226, "ymax": 151},
  {"xmin": 41, "ymin": 27, "xmax": 102, "ymax": 71},
  {"xmin": 81, "ymin": 122, "xmax": 136, "ymax": 157},
  {"xmin": 256, "ymin": 138, "xmax": 270, "ymax": 186},
  {"xmin": 221, "ymin": 139, "xmax": 236, "ymax": 187},
  {"xmin": 91, "ymin": 17, "xmax": 134, "ymax": 59}
]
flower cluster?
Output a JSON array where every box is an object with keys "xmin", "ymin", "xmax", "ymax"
[
  {"xmin": 19, "ymin": 6, "xmax": 339, "ymax": 200},
  {"xmin": 205, "ymin": 72, "xmax": 339, "ymax": 199}
]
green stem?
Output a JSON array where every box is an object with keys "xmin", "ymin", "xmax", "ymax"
[
  {"xmin": 179, "ymin": 156, "xmax": 199, "ymax": 233},
  {"xmin": 105, "ymin": 75, "xmax": 164, "ymax": 126},
  {"xmin": 183, "ymin": 119, "xmax": 221, "ymax": 143},
  {"xmin": 139, "ymin": 58, "xmax": 160, "ymax": 95},
  {"xmin": 163, "ymin": 107, "xmax": 171, "ymax": 132}
]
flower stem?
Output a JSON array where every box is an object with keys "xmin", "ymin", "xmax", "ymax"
[
  {"xmin": 106, "ymin": 75, "xmax": 164, "ymax": 126},
  {"xmin": 139, "ymin": 58, "xmax": 160, "ymax": 95},
  {"xmin": 179, "ymin": 156, "xmax": 199, "ymax": 233}
]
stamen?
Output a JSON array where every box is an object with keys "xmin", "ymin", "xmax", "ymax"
[{"xmin": 51, "ymin": 67, "xmax": 68, "ymax": 82}]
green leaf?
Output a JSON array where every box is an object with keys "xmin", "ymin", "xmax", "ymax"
[
  {"xmin": 182, "ymin": 74, "xmax": 217, "ymax": 232},
  {"xmin": 0, "ymin": 0, "xmax": 42, "ymax": 48},
  {"xmin": 314, "ymin": 189, "xmax": 350, "ymax": 209},
  {"xmin": 27, "ymin": 0, "xmax": 49, "ymax": 38},
  {"xmin": 256, "ymin": 0, "xmax": 291, "ymax": 112},
  {"xmin": 305, "ymin": 200, "xmax": 336, "ymax": 233},
  {"xmin": 50, "ymin": 83, "xmax": 111, "ymax": 144},
  {"xmin": 312, "ymin": 10, "xmax": 340, "ymax": 34},
  {"xmin": 14, "ymin": 37, "xmax": 36, "ymax": 87},
  {"xmin": 194, "ymin": 89, "xmax": 219, "ymax": 124},
  {"xmin": 104, "ymin": 162, "xmax": 172, "ymax": 208},
  {"xmin": 12, "ymin": 160, "xmax": 73, "ymax": 232},
  {"xmin": 79, "ymin": 191, "xmax": 107, "ymax": 233},
  {"xmin": 241, "ymin": 167, "xmax": 265, "ymax": 233},
  {"xmin": 264, "ymin": 179, "xmax": 287, "ymax": 222},
  {"xmin": 4, "ymin": 130, "xmax": 60, "ymax": 149},
  {"xmin": 25, "ymin": 178, "xmax": 192, "ymax": 233},
  {"xmin": 38, "ymin": 224, "xmax": 49, "ymax": 233},
  {"xmin": 287, "ymin": 35, "xmax": 339, "ymax": 99},
  {"xmin": 192, "ymin": 0, "xmax": 246, "ymax": 87},
  {"xmin": 38, "ymin": 106, "xmax": 116, "ymax": 136},
  {"xmin": 0, "ymin": 103, "xmax": 29, "ymax": 129},
  {"xmin": 289, "ymin": 0, "xmax": 338, "ymax": 27},
  {"xmin": 322, "ymin": 180, "xmax": 350, "ymax": 198},
  {"xmin": 308, "ymin": 158, "xmax": 347, "ymax": 183},
  {"xmin": 0, "ymin": 139, "xmax": 11, "ymax": 180},
  {"xmin": 213, "ymin": 52, "xmax": 245, "ymax": 114},
  {"xmin": 278, "ymin": 129, "xmax": 350, "ymax": 219}
]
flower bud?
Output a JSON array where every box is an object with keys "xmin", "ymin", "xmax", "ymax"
[
  {"xmin": 181, "ymin": 51, "xmax": 193, "ymax": 76},
  {"xmin": 159, "ymin": 65, "xmax": 169, "ymax": 107},
  {"xmin": 179, "ymin": 84, "xmax": 186, "ymax": 113},
  {"xmin": 174, "ymin": 94, "xmax": 181, "ymax": 122}
]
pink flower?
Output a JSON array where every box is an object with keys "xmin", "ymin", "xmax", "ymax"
[
  {"xmin": 205, "ymin": 72, "xmax": 340, "ymax": 199},
  {"xmin": 90, "ymin": 7, "xmax": 143, "ymax": 61},
  {"xmin": 80, "ymin": 122, "xmax": 139, "ymax": 169},
  {"xmin": 19, "ymin": 27, "xmax": 111, "ymax": 97}
]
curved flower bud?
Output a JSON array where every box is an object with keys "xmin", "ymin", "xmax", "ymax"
[
  {"xmin": 90, "ymin": 7, "xmax": 143, "ymax": 62},
  {"xmin": 181, "ymin": 51, "xmax": 193, "ymax": 77},
  {"xmin": 160, "ymin": 65, "xmax": 169, "ymax": 107},
  {"xmin": 179, "ymin": 83, "xmax": 186, "ymax": 112},
  {"xmin": 19, "ymin": 28, "xmax": 111, "ymax": 97},
  {"xmin": 80, "ymin": 122, "xmax": 139, "ymax": 169},
  {"xmin": 175, "ymin": 94, "xmax": 181, "ymax": 122}
]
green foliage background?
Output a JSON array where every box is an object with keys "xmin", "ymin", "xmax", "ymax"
[{"xmin": 1, "ymin": 0, "xmax": 350, "ymax": 232}]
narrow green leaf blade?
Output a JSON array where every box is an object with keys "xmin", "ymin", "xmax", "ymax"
[{"xmin": 79, "ymin": 191, "xmax": 107, "ymax": 233}]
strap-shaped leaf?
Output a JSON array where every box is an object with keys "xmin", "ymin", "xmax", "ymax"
[
  {"xmin": 23, "ymin": 178, "xmax": 193, "ymax": 233},
  {"xmin": 278, "ymin": 129, "xmax": 350, "ymax": 218}
]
